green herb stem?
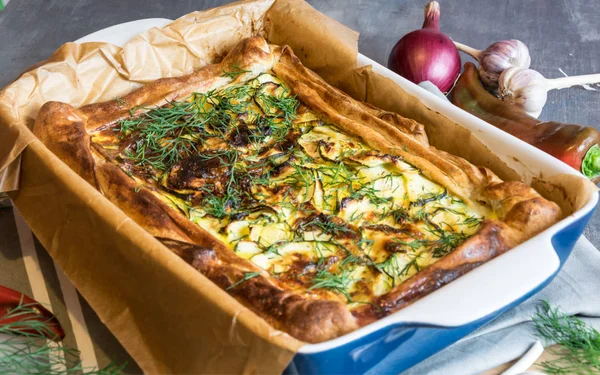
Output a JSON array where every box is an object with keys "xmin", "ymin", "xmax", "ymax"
[
  {"xmin": 0, "ymin": 302, "xmax": 125, "ymax": 374},
  {"xmin": 227, "ymin": 272, "xmax": 261, "ymax": 290},
  {"xmin": 533, "ymin": 301, "xmax": 600, "ymax": 375}
]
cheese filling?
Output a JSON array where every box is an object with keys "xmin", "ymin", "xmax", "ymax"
[{"xmin": 92, "ymin": 72, "xmax": 490, "ymax": 306}]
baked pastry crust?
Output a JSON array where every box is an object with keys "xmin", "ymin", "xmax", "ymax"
[{"xmin": 34, "ymin": 37, "xmax": 561, "ymax": 343}]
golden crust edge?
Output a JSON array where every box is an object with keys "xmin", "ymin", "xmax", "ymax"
[
  {"xmin": 272, "ymin": 46, "xmax": 562, "ymax": 239},
  {"xmin": 33, "ymin": 37, "xmax": 359, "ymax": 344},
  {"xmin": 32, "ymin": 37, "xmax": 562, "ymax": 343}
]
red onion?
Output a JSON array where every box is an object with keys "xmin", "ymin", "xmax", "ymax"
[{"xmin": 387, "ymin": 1, "xmax": 460, "ymax": 93}]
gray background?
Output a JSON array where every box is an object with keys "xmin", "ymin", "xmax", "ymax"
[{"xmin": 1, "ymin": 0, "xmax": 599, "ymax": 372}]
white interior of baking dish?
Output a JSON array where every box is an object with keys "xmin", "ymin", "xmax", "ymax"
[{"xmin": 74, "ymin": 18, "xmax": 598, "ymax": 354}]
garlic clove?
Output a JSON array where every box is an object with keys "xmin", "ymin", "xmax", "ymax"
[
  {"xmin": 499, "ymin": 67, "xmax": 547, "ymax": 117},
  {"xmin": 479, "ymin": 40, "xmax": 531, "ymax": 89}
]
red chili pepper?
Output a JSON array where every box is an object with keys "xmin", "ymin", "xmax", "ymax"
[
  {"xmin": 0, "ymin": 285, "xmax": 65, "ymax": 340},
  {"xmin": 451, "ymin": 62, "xmax": 600, "ymax": 183}
]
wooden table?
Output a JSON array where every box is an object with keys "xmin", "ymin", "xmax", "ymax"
[{"xmin": 483, "ymin": 345, "xmax": 560, "ymax": 374}]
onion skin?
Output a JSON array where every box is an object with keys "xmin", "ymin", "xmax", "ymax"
[
  {"xmin": 454, "ymin": 40, "xmax": 532, "ymax": 90},
  {"xmin": 387, "ymin": 1, "xmax": 460, "ymax": 93},
  {"xmin": 479, "ymin": 40, "xmax": 531, "ymax": 90}
]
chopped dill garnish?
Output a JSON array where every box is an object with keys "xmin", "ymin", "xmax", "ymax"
[
  {"xmin": 221, "ymin": 64, "xmax": 251, "ymax": 79},
  {"xmin": 308, "ymin": 267, "xmax": 355, "ymax": 302},
  {"xmin": 255, "ymin": 87, "xmax": 299, "ymax": 123},
  {"xmin": 118, "ymin": 85, "xmax": 255, "ymax": 171},
  {"xmin": 296, "ymin": 214, "xmax": 355, "ymax": 237},
  {"xmin": 392, "ymin": 239, "xmax": 428, "ymax": 251},
  {"xmin": 356, "ymin": 237, "xmax": 374, "ymax": 250},
  {"xmin": 348, "ymin": 183, "xmax": 392, "ymax": 206},
  {"xmin": 411, "ymin": 189, "xmax": 447, "ymax": 207},
  {"xmin": 462, "ymin": 215, "xmax": 484, "ymax": 228},
  {"xmin": 227, "ymin": 272, "xmax": 261, "ymax": 290},
  {"xmin": 101, "ymin": 70, "xmax": 488, "ymax": 308},
  {"xmin": 430, "ymin": 231, "xmax": 469, "ymax": 258},
  {"xmin": 376, "ymin": 253, "xmax": 421, "ymax": 287},
  {"xmin": 391, "ymin": 208, "xmax": 411, "ymax": 223},
  {"xmin": 263, "ymin": 242, "xmax": 282, "ymax": 256}
]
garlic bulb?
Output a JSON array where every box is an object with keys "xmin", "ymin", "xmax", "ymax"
[
  {"xmin": 499, "ymin": 67, "xmax": 547, "ymax": 118},
  {"xmin": 499, "ymin": 67, "xmax": 600, "ymax": 117},
  {"xmin": 454, "ymin": 39, "xmax": 531, "ymax": 89}
]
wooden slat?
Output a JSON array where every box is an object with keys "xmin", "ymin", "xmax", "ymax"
[{"xmin": 481, "ymin": 345, "xmax": 561, "ymax": 374}]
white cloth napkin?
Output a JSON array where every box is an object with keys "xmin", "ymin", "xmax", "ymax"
[{"xmin": 402, "ymin": 236, "xmax": 600, "ymax": 374}]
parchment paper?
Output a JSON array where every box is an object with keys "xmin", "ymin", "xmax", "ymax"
[
  {"xmin": 339, "ymin": 66, "xmax": 522, "ymax": 182},
  {"xmin": 338, "ymin": 66, "xmax": 598, "ymax": 213},
  {"xmin": 0, "ymin": 0, "xmax": 595, "ymax": 373},
  {"xmin": 0, "ymin": 1, "xmax": 358, "ymax": 372}
]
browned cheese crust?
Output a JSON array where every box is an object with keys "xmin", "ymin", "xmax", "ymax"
[{"xmin": 33, "ymin": 37, "xmax": 561, "ymax": 343}]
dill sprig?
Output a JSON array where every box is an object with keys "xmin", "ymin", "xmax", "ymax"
[
  {"xmin": 461, "ymin": 215, "xmax": 483, "ymax": 228},
  {"xmin": 227, "ymin": 272, "xmax": 261, "ymax": 290},
  {"xmin": 199, "ymin": 151, "xmax": 242, "ymax": 219},
  {"xmin": 319, "ymin": 161, "xmax": 360, "ymax": 189},
  {"xmin": 221, "ymin": 64, "xmax": 250, "ymax": 80},
  {"xmin": 389, "ymin": 208, "xmax": 411, "ymax": 224},
  {"xmin": 255, "ymin": 87, "xmax": 299, "ymax": 124},
  {"xmin": 118, "ymin": 85, "xmax": 254, "ymax": 171},
  {"xmin": 283, "ymin": 163, "xmax": 316, "ymax": 192},
  {"xmin": 120, "ymin": 100, "xmax": 205, "ymax": 171},
  {"xmin": 117, "ymin": 75, "xmax": 303, "ymax": 222},
  {"xmin": 308, "ymin": 267, "xmax": 355, "ymax": 302},
  {"xmin": 106, "ymin": 70, "xmax": 486, "ymax": 308},
  {"xmin": 430, "ymin": 231, "xmax": 469, "ymax": 258},
  {"xmin": 1, "ymin": 302, "xmax": 60, "ymax": 340},
  {"xmin": 533, "ymin": 301, "xmax": 600, "ymax": 375},
  {"xmin": 296, "ymin": 214, "xmax": 354, "ymax": 237},
  {"xmin": 392, "ymin": 239, "xmax": 428, "ymax": 251},
  {"xmin": 376, "ymin": 253, "xmax": 421, "ymax": 287},
  {"xmin": 411, "ymin": 189, "xmax": 447, "ymax": 207},
  {"xmin": 0, "ymin": 302, "xmax": 125, "ymax": 374},
  {"xmin": 345, "ymin": 176, "xmax": 394, "ymax": 207}
]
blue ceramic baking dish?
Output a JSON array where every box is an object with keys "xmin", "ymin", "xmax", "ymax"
[
  {"xmin": 76, "ymin": 18, "xmax": 598, "ymax": 375},
  {"xmin": 283, "ymin": 55, "xmax": 599, "ymax": 374}
]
